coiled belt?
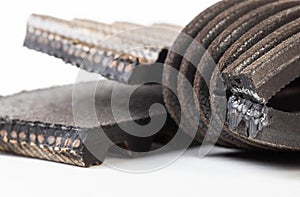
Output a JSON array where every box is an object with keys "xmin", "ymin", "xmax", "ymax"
[{"xmin": 163, "ymin": 0, "xmax": 300, "ymax": 150}]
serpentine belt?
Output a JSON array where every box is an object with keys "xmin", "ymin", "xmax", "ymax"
[{"xmin": 0, "ymin": 0, "xmax": 299, "ymax": 167}]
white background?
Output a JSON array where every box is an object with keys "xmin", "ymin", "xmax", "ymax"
[{"xmin": 0, "ymin": 0, "xmax": 300, "ymax": 196}]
